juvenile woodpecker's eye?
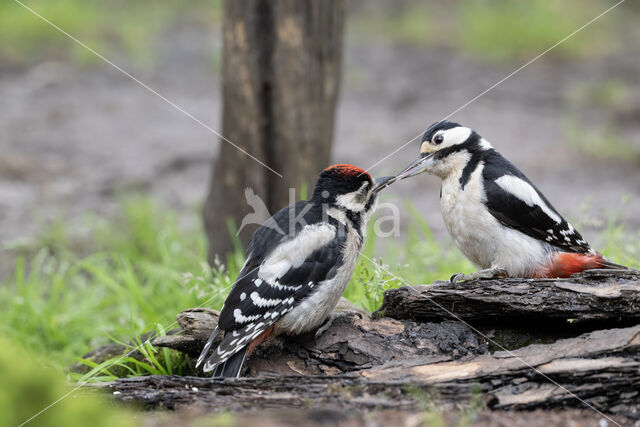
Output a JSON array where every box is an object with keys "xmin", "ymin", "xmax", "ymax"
[{"xmin": 433, "ymin": 134, "xmax": 444, "ymax": 145}]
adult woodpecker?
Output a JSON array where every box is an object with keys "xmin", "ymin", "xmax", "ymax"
[
  {"xmin": 397, "ymin": 121, "xmax": 627, "ymax": 282},
  {"xmin": 196, "ymin": 164, "xmax": 395, "ymax": 377}
]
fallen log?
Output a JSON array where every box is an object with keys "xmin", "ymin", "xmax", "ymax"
[
  {"xmin": 104, "ymin": 324, "xmax": 640, "ymax": 419},
  {"xmin": 74, "ymin": 298, "xmax": 486, "ymax": 377},
  {"xmin": 153, "ymin": 299, "xmax": 487, "ymax": 376},
  {"xmin": 378, "ymin": 269, "xmax": 640, "ymax": 325},
  {"xmin": 86, "ymin": 272, "xmax": 640, "ymax": 419}
]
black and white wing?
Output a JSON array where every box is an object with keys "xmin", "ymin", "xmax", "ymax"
[
  {"xmin": 482, "ymin": 152, "xmax": 591, "ymax": 253},
  {"xmin": 197, "ymin": 202, "xmax": 345, "ymax": 373}
]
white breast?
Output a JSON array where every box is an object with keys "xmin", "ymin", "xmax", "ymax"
[
  {"xmin": 440, "ymin": 162, "xmax": 551, "ymax": 277},
  {"xmin": 276, "ymin": 224, "xmax": 361, "ymax": 335}
]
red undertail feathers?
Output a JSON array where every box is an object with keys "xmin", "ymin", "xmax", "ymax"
[{"xmin": 537, "ymin": 252, "xmax": 627, "ymax": 278}]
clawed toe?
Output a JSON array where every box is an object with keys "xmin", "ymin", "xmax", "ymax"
[
  {"xmin": 314, "ymin": 320, "xmax": 332, "ymax": 339},
  {"xmin": 450, "ymin": 273, "xmax": 466, "ymax": 284},
  {"xmin": 450, "ymin": 268, "xmax": 508, "ymax": 284},
  {"xmin": 494, "ymin": 268, "xmax": 508, "ymax": 278},
  {"xmin": 314, "ymin": 310, "xmax": 363, "ymax": 339}
]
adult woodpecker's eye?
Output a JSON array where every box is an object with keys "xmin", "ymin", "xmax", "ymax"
[{"xmin": 434, "ymin": 134, "xmax": 444, "ymax": 145}]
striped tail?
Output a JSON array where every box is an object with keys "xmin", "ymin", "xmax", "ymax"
[
  {"xmin": 195, "ymin": 326, "xmax": 220, "ymax": 369},
  {"xmin": 212, "ymin": 346, "xmax": 248, "ymax": 378},
  {"xmin": 540, "ymin": 252, "xmax": 629, "ymax": 278},
  {"xmin": 195, "ymin": 325, "xmax": 248, "ymax": 378},
  {"xmin": 196, "ymin": 325, "xmax": 275, "ymax": 377}
]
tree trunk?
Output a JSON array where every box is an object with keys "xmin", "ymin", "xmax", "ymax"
[{"xmin": 203, "ymin": 0, "xmax": 345, "ymax": 261}]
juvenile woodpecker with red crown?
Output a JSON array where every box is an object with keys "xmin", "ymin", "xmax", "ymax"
[
  {"xmin": 397, "ymin": 121, "xmax": 628, "ymax": 282},
  {"xmin": 196, "ymin": 164, "xmax": 395, "ymax": 377}
]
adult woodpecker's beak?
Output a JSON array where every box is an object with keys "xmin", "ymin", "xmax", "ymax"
[
  {"xmin": 396, "ymin": 152, "xmax": 435, "ymax": 180},
  {"xmin": 371, "ymin": 175, "xmax": 397, "ymax": 195}
]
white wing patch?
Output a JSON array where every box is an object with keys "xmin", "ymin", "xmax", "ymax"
[
  {"xmin": 494, "ymin": 175, "xmax": 561, "ymax": 223},
  {"xmin": 258, "ymin": 223, "xmax": 336, "ymax": 281}
]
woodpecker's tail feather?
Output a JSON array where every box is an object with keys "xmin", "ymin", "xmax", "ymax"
[
  {"xmin": 211, "ymin": 346, "xmax": 248, "ymax": 378},
  {"xmin": 195, "ymin": 326, "xmax": 220, "ymax": 369},
  {"xmin": 597, "ymin": 256, "xmax": 630, "ymax": 271},
  {"xmin": 540, "ymin": 252, "xmax": 629, "ymax": 278}
]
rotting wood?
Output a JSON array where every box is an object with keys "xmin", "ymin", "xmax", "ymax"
[
  {"xmin": 103, "ymin": 325, "xmax": 640, "ymax": 419},
  {"xmin": 83, "ymin": 272, "xmax": 640, "ymax": 419},
  {"xmin": 378, "ymin": 269, "xmax": 640, "ymax": 324},
  {"xmin": 152, "ymin": 298, "xmax": 486, "ymax": 376}
]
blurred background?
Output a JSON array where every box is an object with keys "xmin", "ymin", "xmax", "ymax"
[{"xmin": 1, "ymin": 0, "xmax": 640, "ymax": 423}]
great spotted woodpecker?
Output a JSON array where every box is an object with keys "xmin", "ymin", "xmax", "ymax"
[
  {"xmin": 196, "ymin": 164, "xmax": 395, "ymax": 377},
  {"xmin": 397, "ymin": 121, "xmax": 627, "ymax": 282}
]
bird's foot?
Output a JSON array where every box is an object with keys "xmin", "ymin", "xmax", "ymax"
[
  {"xmin": 314, "ymin": 310, "xmax": 363, "ymax": 339},
  {"xmin": 450, "ymin": 268, "xmax": 508, "ymax": 284}
]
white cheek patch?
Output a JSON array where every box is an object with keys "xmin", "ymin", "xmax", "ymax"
[
  {"xmin": 335, "ymin": 181, "xmax": 369, "ymax": 212},
  {"xmin": 421, "ymin": 127, "xmax": 473, "ymax": 154},
  {"xmin": 430, "ymin": 150, "xmax": 471, "ymax": 180},
  {"xmin": 494, "ymin": 175, "xmax": 562, "ymax": 223},
  {"xmin": 441, "ymin": 127, "xmax": 472, "ymax": 148},
  {"xmin": 335, "ymin": 192, "xmax": 365, "ymax": 211}
]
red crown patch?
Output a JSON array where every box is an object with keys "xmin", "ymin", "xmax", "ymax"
[{"xmin": 324, "ymin": 164, "xmax": 370, "ymax": 178}]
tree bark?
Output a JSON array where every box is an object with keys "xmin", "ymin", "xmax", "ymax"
[
  {"xmin": 104, "ymin": 325, "xmax": 640, "ymax": 419},
  {"xmin": 378, "ymin": 269, "xmax": 640, "ymax": 325},
  {"xmin": 151, "ymin": 304, "xmax": 486, "ymax": 377},
  {"xmin": 203, "ymin": 0, "xmax": 345, "ymax": 261},
  {"xmin": 81, "ymin": 272, "xmax": 640, "ymax": 419}
]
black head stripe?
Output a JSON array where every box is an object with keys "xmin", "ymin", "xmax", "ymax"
[
  {"xmin": 433, "ymin": 139, "xmax": 469, "ymax": 161},
  {"xmin": 422, "ymin": 120, "xmax": 463, "ymax": 143},
  {"xmin": 458, "ymin": 132, "xmax": 485, "ymax": 189}
]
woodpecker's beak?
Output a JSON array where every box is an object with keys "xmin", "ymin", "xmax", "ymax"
[
  {"xmin": 396, "ymin": 153, "xmax": 435, "ymax": 180},
  {"xmin": 371, "ymin": 175, "xmax": 397, "ymax": 195}
]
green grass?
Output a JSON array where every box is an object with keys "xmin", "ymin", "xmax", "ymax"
[
  {"xmin": 74, "ymin": 331, "xmax": 187, "ymax": 382},
  {"xmin": 350, "ymin": 3, "xmax": 434, "ymax": 46},
  {"xmin": 458, "ymin": 0, "xmax": 614, "ymax": 60},
  {"xmin": 2, "ymin": 0, "xmax": 629, "ymax": 67},
  {"xmin": 1, "ymin": 195, "xmax": 639, "ymax": 383},
  {"xmin": 565, "ymin": 120, "xmax": 640, "ymax": 164},
  {"xmin": 344, "ymin": 201, "xmax": 474, "ymax": 312},
  {"xmin": 564, "ymin": 79, "xmax": 640, "ymax": 164},
  {"xmin": 0, "ymin": 0, "xmax": 221, "ymax": 67},
  {"xmin": 350, "ymin": 0, "xmax": 619, "ymax": 61},
  {"xmin": 0, "ymin": 197, "xmax": 240, "ymax": 373},
  {"xmin": 0, "ymin": 335, "xmax": 136, "ymax": 427}
]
